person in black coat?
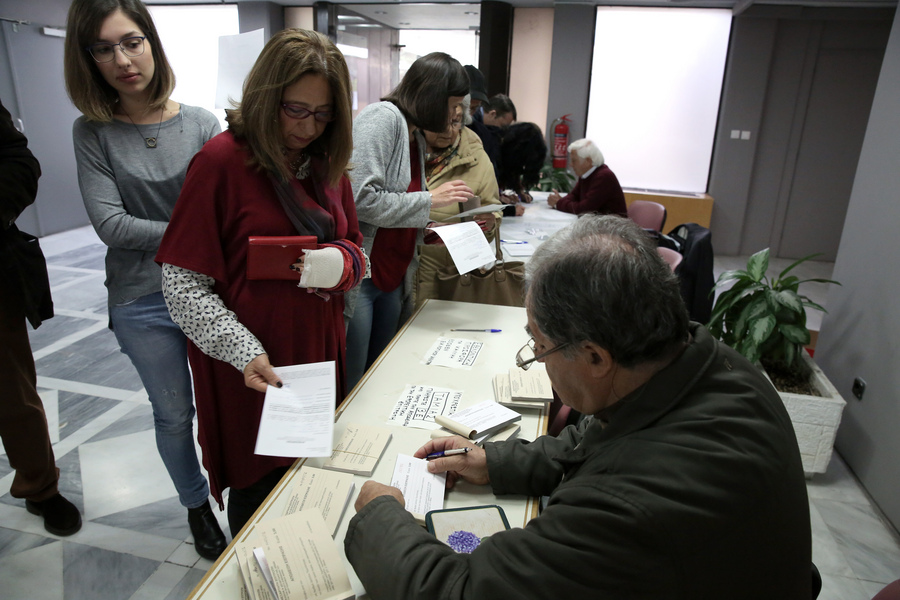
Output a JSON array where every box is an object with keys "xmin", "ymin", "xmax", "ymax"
[
  {"xmin": 497, "ymin": 122, "xmax": 547, "ymax": 206},
  {"xmin": 0, "ymin": 98, "xmax": 82, "ymax": 536}
]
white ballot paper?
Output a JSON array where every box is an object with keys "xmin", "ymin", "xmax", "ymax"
[
  {"xmin": 440, "ymin": 204, "xmax": 503, "ymax": 221},
  {"xmin": 391, "ymin": 454, "xmax": 446, "ymax": 521},
  {"xmin": 216, "ymin": 29, "xmax": 265, "ymax": 108},
  {"xmin": 429, "ymin": 221, "xmax": 495, "ymax": 275},
  {"xmin": 254, "ymin": 362, "xmax": 335, "ymax": 458},
  {"xmin": 422, "ymin": 337, "xmax": 483, "ymax": 368},
  {"xmin": 504, "ymin": 243, "xmax": 535, "ymax": 257},
  {"xmin": 388, "ymin": 385, "xmax": 462, "ymax": 430}
]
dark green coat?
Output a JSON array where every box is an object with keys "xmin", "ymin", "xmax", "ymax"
[{"xmin": 345, "ymin": 325, "xmax": 811, "ymax": 599}]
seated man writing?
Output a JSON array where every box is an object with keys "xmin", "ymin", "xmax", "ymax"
[
  {"xmin": 548, "ymin": 138, "xmax": 627, "ymax": 216},
  {"xmin": 345, "ymin": 215, "xmax": 812, "ymax": 599}
]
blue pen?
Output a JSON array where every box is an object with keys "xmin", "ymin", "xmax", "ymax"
[
  {"xmin": 426, "ymin": 447, "xmax": 472, "ymax": 460},
  {"xmin": 451, "ymin": 328, "xmax": 502, "ymax": 333},
  {"xmin": 500, "ymin": 239, "xmax": 528, "ymax": 244}
]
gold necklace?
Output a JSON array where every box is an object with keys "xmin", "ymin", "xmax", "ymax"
[{"xmin": 122, "ymin": 106, "xmax": 164, "ymax": 149}]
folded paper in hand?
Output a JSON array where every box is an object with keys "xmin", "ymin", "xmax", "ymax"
[{"xmin": 439, "ymin": 203, "xmax": 503, "ymax": 222}]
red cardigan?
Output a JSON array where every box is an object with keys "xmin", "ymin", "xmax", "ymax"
[{"xmin": 556, "ymin": 164, "xmax": 627, "ymax": 216}]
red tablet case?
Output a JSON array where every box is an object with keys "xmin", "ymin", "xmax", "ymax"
[{"xmin": 247, "ymin": 236, "xmax": 317, "ymax": 281}]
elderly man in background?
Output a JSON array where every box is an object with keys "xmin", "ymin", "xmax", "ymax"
[
  {"xmin": 548, "ymin": 138, "xmax": 627, "ymax": 216},
  {"xmin": 345, "ymin": 215, "xmax": 812, "ymax": 599}
]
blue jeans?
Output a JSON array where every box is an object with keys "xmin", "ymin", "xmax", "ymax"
[
  {"xmin": 109, "ymin": 291, "xmax": 209, "ymax": 509},
  {"xmin": 345, "ymin": 279, "xmax": 403, "ymax": 391}
]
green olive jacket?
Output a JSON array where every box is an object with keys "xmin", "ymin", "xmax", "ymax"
[{"xmin": 345, "ymin": 324, "xmax": 812, "ymax": 599}]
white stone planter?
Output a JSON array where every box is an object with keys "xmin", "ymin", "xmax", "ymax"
[{"xmin": 766, "ymin": 351, "xmax": 846, "ymax": 476}]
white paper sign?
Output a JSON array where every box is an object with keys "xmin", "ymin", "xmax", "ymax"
[
  {"xmin": 254, "ymin": 362, "xmax": 335, "ymax": 457},
  {"xmin": 387, "ymin": 385, "xmax": 462, "ymax": 430},
  {"xmin": 429, "ymin": 221, "xmax": 495, "ymax": 275},
  {"xmin": 422, "ymin": 337, "xmax": 483, "ymax": 369},
  {"xmin": 216, "ymin": 29, "xmax": 265, "ymax": 109},
  {"xmin": 391, "ymin": 454, "xmax": 446, "ymax": 517}
]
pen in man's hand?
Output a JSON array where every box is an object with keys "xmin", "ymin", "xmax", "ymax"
[
  {"xmin": 426, "ymin": 447, "xmax": 472, "ymax": 460},
  {"xmin": 451, "ymin": 328, "xmax": 502, "ymax": 333}
]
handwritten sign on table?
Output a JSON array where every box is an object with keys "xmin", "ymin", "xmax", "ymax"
[
  {"xmin": 422, "ymin": 337, "xmax": 483, "ymax": 369},
  {"xmin": 388, "ymin": 385, "xmax": 462, "ymax": 430}
]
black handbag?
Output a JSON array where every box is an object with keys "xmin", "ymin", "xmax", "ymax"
[{"xmin": 1, "ymin": 224, "xmax": 53, "ymax": 328}]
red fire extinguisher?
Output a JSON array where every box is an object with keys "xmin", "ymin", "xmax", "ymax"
[{"xmin": 551, "ymin": 114, "xmax": 571, "ymax": 169}]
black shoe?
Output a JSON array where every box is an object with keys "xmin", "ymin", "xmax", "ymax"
[
  {"xmin": 26, "ymin": 494, "xmax": 82, "ymax": 536},
  {"xmin": 188, "ymin": 500, "xmax": 227, "ymax": 561}
]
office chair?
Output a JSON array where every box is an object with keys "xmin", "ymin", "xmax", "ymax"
[
  {"xmin": 627, "ymin": 200, "xmax": 667, "ymax": 232},
  {"xmin": 657, "ymin": 247, "xmax": 683, "ymax": 272}
]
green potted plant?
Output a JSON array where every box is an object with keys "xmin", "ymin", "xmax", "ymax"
[
  {"xmin": 706, "ymin": 248, "xmax": 845, "ymax": 475},
  {"xmin": 535, "ymin": 156, "xmax": 576, "ymax": 193}
]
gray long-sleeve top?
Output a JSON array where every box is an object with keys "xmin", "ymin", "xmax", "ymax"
[
  {"xmin": 345, "ymin": 101, "xmax": 431, "ymax": 317},
  {"xmin": 72, "ymin": 104, "xmax": 220, "ymax": 305}
]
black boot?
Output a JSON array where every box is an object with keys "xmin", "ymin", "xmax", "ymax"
[
  {"xmin": 26, "ymin": 493, "xmax": 82, "ymax": 536},
  {"xmin": 188, "ymin": 500, "xmax": 227, "ymax": 561}
]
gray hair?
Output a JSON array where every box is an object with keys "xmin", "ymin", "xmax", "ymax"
[
  {"xmin": 568, "ymin": 138, "xmax": 604, "ymax": 166},
  {"xmin": 525, "ymin": 215, "xmax": 689, "ymax": 368},
  {"xmin": 462, "ymin": 94, "xmax": 473, "ymax": 126}
]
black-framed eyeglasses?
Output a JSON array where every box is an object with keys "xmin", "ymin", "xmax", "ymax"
[
  {"xmin": 281, "ymin": 103, "xmax": 335, "ymax": 123},
  {"xmin": 515, "ymin": 337, "xmax": 570, "ymax": 370},
  {"xmin": 86, "ymin": 36, "xmax": 146, "ymax": 63}
]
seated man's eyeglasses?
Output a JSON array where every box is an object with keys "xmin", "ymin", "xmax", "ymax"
[
  {"xmin": 281, "ymin": 103, "xmax": 335, "ymax": 123},
  {"xmin": 516, "ymin": 337, "xmax": 570, "ymax": 370},
  {"xmin": 86, "ymin": 36, "xmax": 146, "ymax": 63}
]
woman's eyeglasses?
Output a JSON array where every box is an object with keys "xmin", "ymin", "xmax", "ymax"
[
  {"xmin": 86, "ymin": 36, "xmax": 146, "ymax": 63},
  {"xmin": 281, "ymin": 103, "xmax": 335, "ymax": 123}
]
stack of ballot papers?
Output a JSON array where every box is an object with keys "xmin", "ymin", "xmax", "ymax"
[
  {"xmin": 281, "ymin": 466, "xmax": 354, "ymax": 537},
  {"xmin": 493, "ymin": 366, "xmax": 554, "ymax": 409},
  {"xmin": 236, "ymin": 509, "xmax": 354, "ymax": 600},
  {"xmin": 322, "ymin": 423, "xmax": 392, "ymax": 476},
  {"xmin": 433, "ymin": 400, "xmax": 521, "ymax": 444}
]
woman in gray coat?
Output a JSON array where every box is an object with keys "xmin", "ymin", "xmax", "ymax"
[{"xmin": 345, "ymin": 53, "xmax": 473, "ymax": 391}]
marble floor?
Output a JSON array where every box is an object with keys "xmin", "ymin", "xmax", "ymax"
[{"xmin": 1, "ymin": 225, "xmax": 898, "ymax": 599}]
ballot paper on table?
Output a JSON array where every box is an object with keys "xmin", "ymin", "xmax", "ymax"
[
  {"xmin": 503, "ymin": 243, "xmax": 535, "ymax": 257},
  {"xmin": 254, "ymin": 510, "xmax": 354, "ymax": 600},
  {"xmin": 422, "ymin": 337, "xmax": 484, "ymax": 368},
  {"xmin": 254, "ymin": 362, "xmax": 335, "ymax": 458},
  {"xmin": 434, "ymin": 400, "xmax": 522, "ymax": 441},
  {"xmin": 387, "ymin": 385, "xmax": 462, "ymax": 430},
  {"xmin": 428, "ymin": 221, "xmax": 495, "ymax": 275},
  {"xmin": 391, "ymin": 454, "xmax": 446, "ymax": 523}
]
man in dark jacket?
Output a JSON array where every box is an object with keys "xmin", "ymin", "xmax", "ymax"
[
  {"xmin": 345, "ymin": 215, "xmax": 811, "ymax": 599},
  {"xmin": 0, "ymin": 99, "xmax": 82, "ymax": 536}
]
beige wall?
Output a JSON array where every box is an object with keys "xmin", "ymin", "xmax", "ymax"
[
  {"xmin": 509, "ymin": 8, "xmax": 554, "ymax": 135},
  {"xmin": 285, "ymin": 6, "xmax": 314, "ymax": 31}
]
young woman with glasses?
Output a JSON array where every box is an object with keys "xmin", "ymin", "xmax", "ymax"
[
  {"xmin": 344, "ymin": 52, "xmax": 475, "ymax": 392},
  {"xmin": 156, "ymin": 29, "xmax": 364, "ymax": 535},
  {"xmin": 63, "ymin": 0, "xmax": 225, "ymax": 559}
]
